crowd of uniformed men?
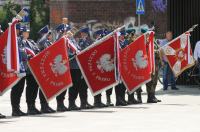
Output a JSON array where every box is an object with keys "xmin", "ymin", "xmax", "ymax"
[{"xmin": 0, "ymin": 17, "xmax": 164, "ymax": 119}]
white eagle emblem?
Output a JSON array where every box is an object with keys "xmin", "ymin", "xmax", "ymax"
[
  {"xmin": 1, "ymin": 48, "xmax": 7, "ymax": 64},
  {"xmin": 50, "ymin": 55, "xmax": 68, "ymax": 77},
  {"xmin": 96, "ymin": 54, "xmax": 114, "ymax": 73},
  {"xmin": 132, "ymin": 50, "xmax": 148, "ymax": 70}
]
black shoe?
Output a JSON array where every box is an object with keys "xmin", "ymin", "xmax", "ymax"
[
  {"xmin": 137, "ymin": 98, "xmax": 142, "ymax": 104},
  {"xmin": 116, "ymin": 99, "xmax": 127, "ymax": 106},
  {"xmin": 12, "ymin": 107, "xmax": 27, "ymax": 117},
  {"xmin": 137, "ymin": 93, "xmax": 142, "ymax": 104},
  {"xmin": 57, "ymin": 102, "xmax": 69, "ymax": 112},
  {"xmin": 147, "ymin": 93, "xmax": 158, "ymax": 103},
  {"xmin": 171, "ymin": 87, "xmax": 179, "ymax": 90},
  {"xmin": 68, "ymin": 103, "xmax": 81, "ymax": 111},
  {"xmin": 41, "ymin": 104, "xmax": 56, "ymax": 114},
  {"xmin": 127, "ymin": 99, "xmax": 140, "ymax": 105},
  {"xmin": 153, "ymin": 96, "xmax": 161, "ymax": 102},
  {"xmin": 94, "ymin": 102, "xmax": 108, "ymax": 108},
  {"xmin": 147, "ymin": 98, "xmax": 158, "ymax": 103},
  {"xmin": 81, "ymin": 102, "xmax": 94, "ymax": 109},
  {"xmin": 106, "ymin": 95, "xmax": 114, "ymax": 107},
  {"xmin": 0, "ymin": 113, "xmax": 6, "ymax": 119},
  {"xmin": 128, "ymin": 94, "xmax": 140, "ymax": 105},
  {"xmin": 27, "ymin": 104, "xmax": 42, "ymax": 115},
  {"xmin": 106, "ymin": 101, "xmax": 114, "ymax": 107},
  {"xmin": 163, "ymin": 88, "xmax": 168, "ymax": 91}
]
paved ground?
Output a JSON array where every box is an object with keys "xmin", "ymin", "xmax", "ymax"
[{"xmin": 0, "ymin": 82, "xmax": 200, "ymax": 132}]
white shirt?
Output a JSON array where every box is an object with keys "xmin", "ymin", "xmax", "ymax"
[
  {"xmin": 158, "ymin": 39, "xmax": 169, "ymax": 62},
  {"xmin": 194, "ymin": 41, "xmax": 200, "ymax": 61}
]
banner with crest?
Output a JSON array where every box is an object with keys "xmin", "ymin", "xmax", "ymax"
[
  {"xmin": 0, "ymin": 19, "xmax": 21, "ymax": 95},
  {"xmin": 120, "ymin": 34, "xmax": 151, "ymax": 94},
  {"xmin": 76, "ymin": 35, "xmax": 117, "ymax": 96},
  {"xmin": 28, "ymin": 38, "xmax": 72, "ymax": 101},
  {"xmin": 160, "ymin": 32, "xmax": 195, "ymax": 77},
  {"xmin": 145, "ymin": 31, "xmax": 155, "ymax": 74}
]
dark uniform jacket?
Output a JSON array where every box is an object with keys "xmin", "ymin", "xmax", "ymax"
[
  {"xmin": 37, "ymin": 36, "xmax": 52, "ymax": 51},
  {"xmin": 69, "ymin": 37, "xmax": 93, "ymax": 69},
  {"xmin": 19, "ymin": 38, "xmax": 40, "ymax": 75}
]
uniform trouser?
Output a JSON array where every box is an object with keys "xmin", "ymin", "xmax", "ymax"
[
  {"xmin": 39, "ymin": 90, "xmax": 48, "ymax": 105},
  {"xmin": 163, "ymin": 62, "xmax": 176, "ymax": 89},
  {"xmin": 146, "ymin": 66, "xmax": 159, "ymax": 94},
  {"xmin": 198, "ymin": 58, "xmax": 200, "ymax": 82},
  {"xmin": 127, "ymin": 87, "xmax": 142, "ymax": 98},
  {"xmin": 78, "ymin": 78, "xmax": 88, "ymax": 103},
  {"xmin": 136, "ymin": 87, "xmax": 142, "ymax": 93},
  {"xmin": 11, "ymin": 77, "xmax": 26, "ymax": 107},
  {"xmin": 26, "ymin": 74, "xmax": 39, "ymax": 105},
  {"xmin": 56, "ymin": 91, "xmax": 67, "ymax": 103},
  {"xmin": 94, "ymin": 88, "xmax": 113, "ymax": 102},
  {"xmin": 69, "ymin": 69, "xmax": 88, "ymax": 104},
  {"xmin": 115, "ymin": 83, "xmax": 126, "ymax": 102},
  {"xmin": 106, "ymin": 88, "xmax": 113, "ymax": 96}
]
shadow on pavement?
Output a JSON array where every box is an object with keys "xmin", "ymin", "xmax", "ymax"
[
  {"xmin": 1, "ymin": 116, "xmax": 21, "ymax": 120},
  {"xmin": 28, "ymin": 114, "xmax": 66, "ymax": 118},
  {"xmin": 158, "ymin": 103, "xmax": 188, "ymax": 106},
  {"xmin": 141, "ymin": 85, "xmax": 200, "ymax": 96},
  {"xmin": 76, "ymin": 110, "xmax": 116, "ymax": 113},
  {"xmin": 0, "ymin": 120, "xmax": 17, "ymax": 124},
  {"xmin": 114, "ymin": 106, "xmax": 149, "ymax": 109}
]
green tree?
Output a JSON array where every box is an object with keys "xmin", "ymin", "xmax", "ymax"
[
  {"xmin": 0, "ymin": 1, "xmax": 21, "ymax": 30},
  {"xmin": 30, "ymin": 0, "xmax": 50, "ymax": 41}
]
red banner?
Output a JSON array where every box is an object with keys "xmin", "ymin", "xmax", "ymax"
[
  {"xmin": 161, "ymin": 32, "xmax": 195, "ymax": 77},
  {"xmin": 76, "ymin": 35, "xmax": 117, "ymax": 96},
  {"xmin": 0, "ymin": 21, "xmax": 20, "ymax": 95},
  {"xmin": 28, "ymin": 38, "xmax": 72, "ymax": 101},
  {"xmin": 146, "ymin": 31, "xmax": 155, "ymax": 74},
  {"xmin": 120, "ymin": 34, "xmax": 151, "ymax": 94}
]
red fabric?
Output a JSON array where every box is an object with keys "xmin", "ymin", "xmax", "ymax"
[
  {"xmin": 28, "ymin": 38, "xmax": 72, "ymax": 101},
  {"xmin": 77, "ymin": 36, "xmax": 117, "ymax": 96},
  {"xmin": 162, "ymin": 32, "xmax": 195, "ymax": 77},
  {"xmin": 64, "ymin": 36, "xmax": 79, "ymax": 53},
  {"xmin": 10, "ymin": 20, "xmax": 19, "ymax": 72},
  {"xmin": 146, "ymin": 32, "xmax": 155, "ymax": 74},
  {"xmin": 120, "ymin": 34, "xmax": 151, "ymax": 93},
  {"xmin": 0, "ymin": 23, "xmax": 20, "ymax": 95}
]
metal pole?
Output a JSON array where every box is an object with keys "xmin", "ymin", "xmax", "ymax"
[{"xmin": 138, "ymin": 14, "xmax": 141, "ymax": 34}]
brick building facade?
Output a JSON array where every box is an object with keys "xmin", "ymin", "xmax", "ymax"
[{"xmin": 49, "ymin": 0, "xmax": 168, "ymax": 36}]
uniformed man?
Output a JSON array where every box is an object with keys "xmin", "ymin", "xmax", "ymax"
[
  {"xmin": 146, "ymin": 50, "xmax": 162, "ymax": 103},
  {"xmin": 131, "ymin": 28, "xmax": 153, "ymax": 104},
  {"xmin": 10, "ymin": 23, "xmax": 27, "ymax": 116},
  {"xmin": 127, "ymin": 29, "xmax": 153, "ymax": 104},
  {"xmin": 125, "ymin": 28, "xmax": 141, "ymax": 105},
  {"xmin": 115, "ymin": 30, "xmax": 129, "ymax": 106},
  {"xmin": 68, "ymin": 27, "xmax": 93, "ymax": 110},
  {"xmin": 21, "ymin": 26, "xmax": 42, "ymax": 115},
  {"xmin": 145, "ymin": 31, "xmax": 161, "ymax": 103},
  {"xmin": 36, "ymin": 25, "xmax": 56, "ymax": 113},
  {"xmin": 93, "ymin": 29, "xmax": 114, "ymax": 108},
  {"xmin": 0, "ymin": 25, "xmax": 6, "ymax": 119},
  {"xmin": 62, "ymin": 17, "xmax": 70, "ymax": 28},
  {"xmin": 56, "ymin": 17, "xmax": 71, "ymax": 40},
  {"xmin": 55, "ymin": 23, "xmax": 71, "ymax": 112},
  {"xmin": 37, "ymin": 25, "xmax": 53, "ymax": 50}
]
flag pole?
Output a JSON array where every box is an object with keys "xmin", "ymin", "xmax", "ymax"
[{"xmin": 159, "ymin": 24, "xmax": 198, "ymax": 49}]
